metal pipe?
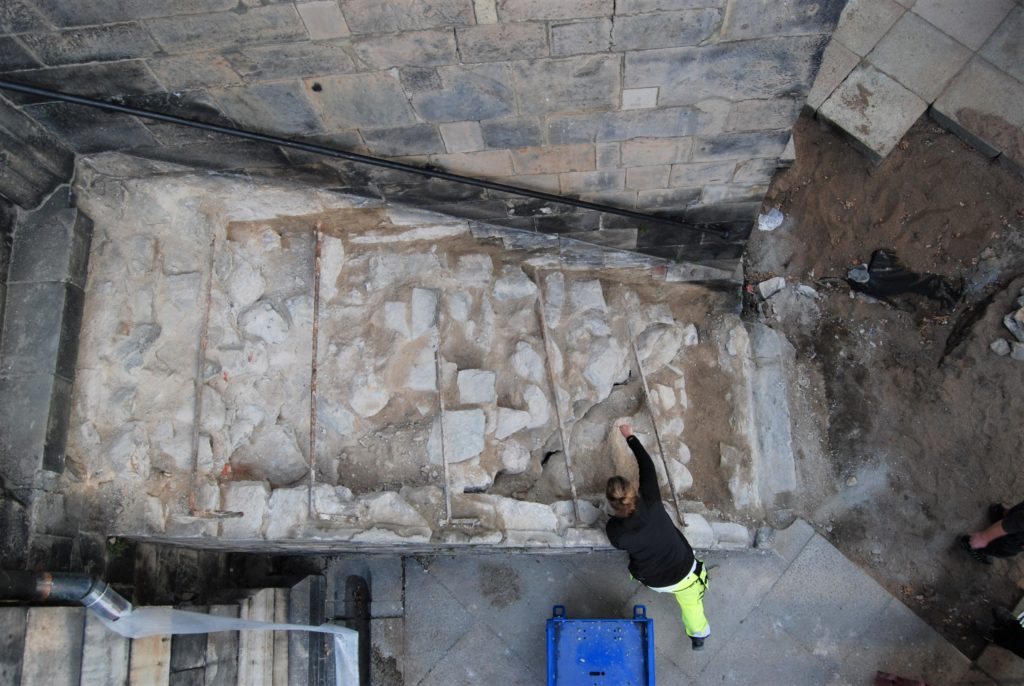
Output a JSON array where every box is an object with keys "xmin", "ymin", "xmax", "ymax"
[
  {"xmin": 0, "ymin": 571, "xmax": 133, "ymax": 621},
  {"xmin": 0, "ymin": 79, "xmax": 706, "ymax": 237}
]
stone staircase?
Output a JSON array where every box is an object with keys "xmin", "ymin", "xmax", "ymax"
[{"xmin": 0, "ymin": 575, "xmax": 336, "ymax": 686}]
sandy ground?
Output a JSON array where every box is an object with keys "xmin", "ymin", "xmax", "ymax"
[{"xmin": 746, "ymin": 112, "xmax": 1024, "ymax": 657}]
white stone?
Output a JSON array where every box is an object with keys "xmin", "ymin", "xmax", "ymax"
[
  {"xmin": 266, "ymin": 487, "xmax": 309, "ymax": 538},
  {"xmin": 758, "ymin": 276, "xmax": 787, "ymax": 299},
  {"xmin": 358, "ymin": 491, "xmax": 431, "ymax": 529},
  {"xmin": 406, "ymin": 344, "xmax": 437, "ymax": 392},
  {"xmin": 645, "ymin": 303, "xmax": 674, "ymax": 325},
  {"xmin": 480, "ymin": 494, "xmax": 559, "ymax": 531},
  {"xmin": 458, "ymin": 369, "xmax": 497, "ymax": 404},
  {"xmin": 544, "ymin": 271, "xmax": 564, "ymax": 326},
  {"xmin": 231, "ymin": 424, "xmax": 309, "ymax": 486},
  {"xmin": 675, "ymin": 376, "xmax": 688, "ymax": 409},
  {"xmin": 991, "ymin": 338, "xmax": 1011, "ymax": 356},
  {"xmin": 654, "ymin": 384, "xmax": 675, "ymax": 411},
  {"xmin": 493, "ymin": 265, "xmax": 537, "ymax": 301},
  {"xmin": 552, "ymin": 500, "xmax": 603, "ymax": 531},
  {"xmin": 523, "ymin": 385, "xmax": 551, "ymax": 428},
  {"xmin": 636, "ymin": 323, "xmax": 682, "ymax": 372},
  {"xmin": 511, "ymin": 341, "xmax": 545, "ymax": 384},
  {"xmin": 220, "ymin": 481, "xmax": 271, "ymax": 538},
  {"xmin": 155, "ymin": 434, "xmax": 191, "ymax": 474},
  {"xmin": 312, "ymin": 483, "xmax": 354, "ymax": 516},
  {"xmin": 495, "ymin": 407, "xmax": 532, "ymax": 439},
  {"xmin": 1012, "ymin": 342, "xmax": 1024, "ymax": 362},
  {"xmin": 319, "ymin": 235, "xmax": 345, "ymax": 301},
  {"xmin": 351, "ymin": 384, "xmax": 390, "ymax": 418},
  {"xmin": 666, "ymin": 458, "xmax": 693, "ymax": 494},
  {"xmin": 447, "ymin": 292, "xmax": 471, "ymax": 322},
  {"xmin": 796, "ymin": 284, "xmax": 820, "ymax": 299},
  {"xmin": 583, "ymin": 337, "xmax": 628, "ymax": 398},
  {"xmin": 682, "ymin": 513, "xmax": 714, "ymax": 548},
  {"xmin": 1004, "ymin": 309, "xmax": 1024, "ymax": 343},
  {"xmin": 622, "ymin": 87, "xmax": 658, "ymax": 110},
  {"xmin": 449, "ymin": 459, "xmax": 494, "ymax": 492},
  {"xmin": 317, "ymin": 399, "xmax": 355, "ymax": 435},
  {"xmin": 227, "ymin": 258, "xmax": 265, "ymax": 307},
  {"xmin": 411, "ymin": 288, "xmax": 439, "ymax": 338},
  {"xmin": 200, "ymin": 385, "xmax": 226, "ymax": 433},
  {"xmin": 720, "ymin": 443, "xmax": 757, "ymax": 510},
  {"xmin": 674, "ymin": 441, "xmax": 691, "ymax": 464},
  {"xmin": 455, "ymin": 254, "xmax": 493, "ymax": 285},
  {"xmin": 569, "ymin": 280, "xmax": 606, "ymax": 313},
  {"xmin": 681, "ymin": 323, "xmax": 699, "ymax": 347},
  {"xmin": 499, "ymin": 440, "xmax": 532, "ymax": 475},
  {"xmin": 662, "ymin": 417, "xmax": 685, "ymax": 437},
  {"xmin": 104, "ymin": 423, "xmax": 150, "ymax": 479},
  {"xmin": 239, "ymin": 301, "xmax": 289, "ymax": 345},
  {"xmin": 712, "ymin": 521, "xmax": 750, "ymax": 549},
  {"xmin": 384, "ymin": 301, "xmax": 409, "ymax": 337},
  {"xmin": 444, "ymin": 409, "xmax": 486, "ymax": 462}
]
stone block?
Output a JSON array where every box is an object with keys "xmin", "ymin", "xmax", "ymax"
[
  {"xmin": 625, "ymin": 165, "xmax": 671, "ymax": 190},
  {"xmin": 0, "ymin": 373, "xmax": 73, "ymax": 484},
  {"xmin": 145, "ymin": 53, "xmax": 242, "ymax": 90},
  {"xmin": 456, "ymin": 22, "xmax": 548, "ymax": 62},
  {"xmin": 352, "ymin": 29, "xmax": 457, "ymax": 69},
  {"xmin": 620, "ymin": 137, "xmax": 693, "ymax": 166},
  {"xmin": 612, "ymin": 9, "xmax": 720, "ymax": 50},
  {"xmin": 19, "ymin": 23, "xmax": 159, "ymax": 66},
  {"xmin": 625, "ymin": 36, "xmax": 828, "ymax": 106},
  {"xmin": 549, "ymin": 108, "xmax": 709, "ymax": 145},
  {"xmin": 721, "ymin": 0, "xmax": 846, "ymax": 40},
  {"xmin": 805, "ymin": 38, "xmax": 860, "ymax": 110},
  {"xmin": 819, "ymin": 64, "xmax": 927, "ymax": 162},
  {"xmin": 596, "ymin": 142, "xmax": 619, "ymax": 168},
  {"xmin": 439, "ymin": 121, "xmax": 485, "ymax": 153},
  {"xmin": 621, "ymin": 87, "xmax": 658, "ymax": 110},
  {"xmin": 726, "ymin": 97, "xmax": 802, "ymax": 132},
  {"xmin": 480, "ymin": 117, "xmax": 543, "ymax": 148},
  {"xmin": 339, "ymin": 0, "xmax": 475, "ymax": 34},
  {"xmin": 867, "ymin": 12, "xmax": 972, "ymax": 101},
  {"xmin": 144, "ymin": 5, "xmax": 308, "ymax": 54},
  {"xmin": 512, "ymin": 55, "xmax": 620, "ymax": 116},
  {"xmin": 692, "ymin": 130, "xmax": 790, "ymax": 161},
  {"xmin": 220, "ymin": 481, "xmax": 271, "ymax": 538},
  {"xmin": 26, "ymin": 533, "xmax": 74, "ymax": 570},
  {"xmin": 559, "ymin": 170, "xmax": 625, "ymax": 195},
  {"xmin": 511, "ymin": 144, "xmax": 595, "ymax": 175},
  {"xmin": 122, "ymin": 90, "xmax": 235, "ymax": 146},
  {"xmin": 550, "ymin": 18, "xmax": 612, "ymax": 56},
  {"xmin": 209, "ymin": 81, "xmax": 324, "ymax": 136},
  {"xmin": 831, "ymin": 0, "xmax": 906, "ymax": 57},
  {"xmin": 296, "ymin": 0, "xmax": 350, "ymax": 40},
  {"xmin": 636, "ymin": 187, "xmax": 701, "ymax": 211},
  {"xmin": 497, "ymin": 0, "xmax": 612, "ymax": 21},
  {"xmin": 306, "ymin": 71, "xmax": 416, "ymax": 130},
  {"xmin": 0, "ymin": 99, "xmax": 73, "ymax": 180},
  {"xmin": 0, "ymin": 35, "xmax": 41, "ymax": 71},
  {"xmin": 980, "ymin": 6, "xmax": 1024, "ymax": 83},
  {"xmin": 362, "ymin": 124, "xmax": 445, "ymax": 156},
  {"xmin": 931, "ymin": 57, "xmax": 1024, "ymax": 164},
  {"xmin": 21, "ymin": 102, "xmax": 155, "ymax": 154},
  {"xmin": 0, "ymin": 0, "xmax": 49, "ymax": 32},
  {"xmin": 669, "ymin": 160, "xmax": 736, "ymax": 186},
  {"xmin": 411, "ymin": 63, "xmax": 516, "ymax": 122},
  {"xmin": 28, "ymin": 0, "xmax": 235, "ymax": 27},
  {"xmin": 1, "ymin": 61, "xmax": 164, "ymax": 105},
  {"xmin": 732, "ymin": 157, "xmax": 778, "ymax": 184},
  {"xmin": 0, "ymin": 282, "xmax": 83, "ymax": 379},
  {"xmin": 9, "ymin": 197, "xmax": 90, "ymax": 287},
  {"xmin": 0, "ymin": 495, "xmax": 30, "ymax": 568},
  {"xmin": 912, "ymin": 0, "xmax": 1015, "ymax": 51},
  {"xmin": 226, "ymin": 42, "xmax": 356, "ymax": 81},
  {"xmin": 428, "ymin": 150, "xmax": 514, "ymax": 176},
  {"xmin": 712, "ymin": 520, "xmax": 751, "ymax": 548},
  {"xmin": 474, "ymin": 0, "xmax": 499, "ymax": 24},
  {"xmin": 701, "ymin": 183, "xmax": 766, "ymax": 204},
  {"xmin": 497, "ymin": 173, "xmax": 560, "ymax": 194},
  {"xmin": 458, "ymin": 369, "xmax": 497, "ymax": 404}
]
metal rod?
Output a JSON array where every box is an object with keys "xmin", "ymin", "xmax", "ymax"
[
  {"xmin": 0, "ymin": 79, "xmax": 707, "ymax": 237},
  {"xmin": 433, "ymin": 331, "xmax": 453, "ymax": 525},
  {"xmin": 308, "ymin": 221, "xmax": 323, "ymax": 518},
  {"xmin": 188, "ymin": 233, "xmax": 217, "ymax": 515}
]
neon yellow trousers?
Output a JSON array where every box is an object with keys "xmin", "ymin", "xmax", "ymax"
[{"xmin": 654, "ymin": 564, "xmax": 710, "ymax": 638}]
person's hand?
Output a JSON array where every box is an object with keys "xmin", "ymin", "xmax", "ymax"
[{"xmin": 619, "ymin": 424, "xmax": 634, "ymax": 439}]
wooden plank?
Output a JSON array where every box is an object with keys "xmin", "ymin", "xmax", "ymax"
[
  {"xmin": 204, "ymin": 605, "xmax": 239, "ymax": 686},
  {"xmin": 21, "ymin": 607, "xmax": 85, "ymax": 686},
  {"xmin": 0, "ymin": 607, "xmax": 28, "ymax": 685},
  {"xmin": 272, "ymin": 589, "xmax": 289, "ymax": 686},
  {"xmin": 129, "ymin": 633, "xmax": 171, "ymax": 686},
  {"xmin": 80, "ymin": 610, "xmax": 130, "ymax": 686},
  {"xmin": 237, "ymin": 590, "xmax": 274, "ymax": 686}
]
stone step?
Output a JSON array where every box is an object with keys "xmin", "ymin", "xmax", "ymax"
[
  {"xmin": 81, "ymin": 609, "xmax": 130, "ymax": 686},
  {"xmin": 0, "ymin": 607, "xmax": 28, "ymax": 685},
  {"xmin": 21, "ymin": 606, "xmax": 85, "ymax": 686}
]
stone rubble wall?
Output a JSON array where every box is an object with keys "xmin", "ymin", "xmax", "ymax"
[
  {"xmin": 0, "ymin": 0, "xmax": 846, "ymax": 265},
  {"xmin": 55, "ymin": 153, "xmax": 785, "ymax": 552}
]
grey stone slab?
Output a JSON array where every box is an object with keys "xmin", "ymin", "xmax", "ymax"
[
  {"xmin": 210, "ymin": 80, "xmax": 324, "ymax": 136},
  {"xmin": 625, "ymin": 35, "xmax": 828, "ymax": 106},
  {"xmin": 497, "ymin": 0, "xmax": 613, "ymax": 21},
  {"xmin": 818, "ymin": 64, "xmax": 927, "ymax": 161},
  {"xmin": 637, "ymin": 187, "xmax": 702, "ymax": 212},
  {"xmin": 0, "ymin": 61, "xmax": 164, "ymax": 105},
  {"xmin": 295, "ymin": 0, "xmax": 351, "ymax": 40},
  {"xmin": 612, "ymin": 9, "xmax": 721, "ymax": 50},
  {"xmin": 0, "ymin": 373, "xmax": 73, "ymax": 482},
  {"xmin": 411, "ymin": 63, "xmax": 517, "ymax": 122},
  {"xmin": 22, "ymin": 101, "xmax": 161, "ymax": 153},
  {"xmin": 130, "ymin": 141, "xmax": 290, "ymax": 171},
  {"xmin": 758, "ymin": 534, "xmax": 893, "ymax": 663},
  {"xmin": 0, "ymin": 161, "xmax": 45, "ymax": 209},
  {"xmin": 0, "ymin": 125, "xmax": 67, "ymax": 198},
  {"xmin": 399, "ymin": 66, "xmax": 443, "ymax": 94},
  {"xmin": 481, "ymin": 117, "xmax": 544, "ymax": 148},
  {"xmin": 401, "ymin": 557, "xmax": 475, "ymax": 685},
  {"xmin": 550, "ymin": 18, "xmax": 613, "ymax": 56},
  {"xmin": 980, "ymin": 6, "xmax": 1024, "ymax": 84},
  {"xmin": 456, "ymin": 22, "xmax": 549, "ymax": 63},
  {"xmin": 352, "ymin": 28, "xmax": 458, "ymax": 69},
  {"xmin": 0, "ymin": 495, "xmax": 29, "ymax": 568},
  {"xmin": 721, "ymin": 0, "xmax": 846, "ymax": 40},
  {"xmin": 418, "ymin": 618, "xmax": 542, "ymax": 686},
  {"xmin": 692, "ymin": 130, "xmax": 790, "ymax": 161},
  {"xmin": 144, "ymin": 5, "xmax": 308, "ymax": 54},
  {"xmin": 1, "ymin": 281, "xmax": 83, "ymax": 378},
  {"xmin": 361, "ymin": 123, "xmax": 446, "ymax": 156},
  {"xmin": 977, "ymin": 642, "xmax": 1024, "ymax": 684},
  {"xmin": 806, "ymin": 38, "xmax": 861, "ymax": 110},
  {"xmin": 145, "ymin": 53, "xmax": 243, "ymax": 90},
  {"xmin": 0, "ymin": 0, "xmax": 49, "ymax": 32},
  {"xmin": 867, "ymin": 11, "xmax": 972, "ymax": 101},
  {"xmin": 339, "ymin": 0, "xmax": 475, "ymax": 34},
  {"xmin": 932, "ymin": 56, "xmax": 1024, "ymax": 164},
  {"xmin": 19, "ymin": 23, "xmax": 160, "ymax": 66},
  {"xmin": 841, "ymin": 596, "xmax": 971, "ymax": 684},
  {"xmin": 831, "ymin": 0, "xmax": 907, "ymax": 56},
  {"xmin": 0, "ymin": 98, "xmax": 73, "ymax": 180},
  {"xmin": 725, "ymin": 97, "xmax": 803, "ymax": 132},
  {"xmin": 912, "ymin": 0, "xmax": 1015, "ymax": 50},
  {"xmin": 0, "ymin": 607, "xmax": 27, "ymax": 686},
  {"xmin": 0, "ymin": 36, "xmax": 41, "ymax": 72},
  {"xmin": 225, "ymin": 42, "xmax": 357, "ymax": 81},
  {"xmin": 28, "ymin": 0, "xmax": 236, "ymax": 27},
  {"xmin": 511, "ymin": 54, "xmax": 620, "ymax": 116},
  {"xmin": 307, "ymin": 71, "xmax": 418, "ymax": 129},
  {"xmin": 549, "ymin": 107, "xmax": 710, "ymax": 144},
  {"xmin": 123, "ymin": 90, "xmax": 237, "ymax": 146}
]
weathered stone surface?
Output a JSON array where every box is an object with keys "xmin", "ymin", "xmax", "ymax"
[
  {"xmin": 682, "ymin": 512, "xmax": 714, "ymax": 548},
  {"xmin": 456, "ymin": 23, "xmax": 548, "ymax": 62},
  {"xmin": 296, "ymin": 1, "xmax": 351, "ymax": 40},
  {"xmin": 1, "ymin": 0, "xmax": 58, "ymax": 31},
  {"xmin": 612, "ymin": 9, "xmax": 720, "ymax": 50},
  {"xmin": 339, "ymin": 0, "xmax": 475, "ymax": 34},
  {"xmin": 411, "ymin": 64, "xmax": 517, "ymax": 122},
  {"xmin": 458, "ymin": 369, "xmax": 497, "ymax": 404},
  {"xmin": 980, "ymin": 6, "xmax": 1024, "ymax": 83},
  {"xmin": 9, "ymin": 195, "xmax": 91, "ymax": 288},
  {"xmin": 21, "ymin": 102, "xmax": 159, "ymax": 154},
  {"xmin": 721, "ymin": 0, "xmax": 846, "ymax": 40},
  {"xmin": 0, "ymin": 35, "xmax": 40, "ymax": 70},
  {"xmin": 0, "ymin": 282, "xmax": 83, "ymax": 379},
  {"xmin": 210, "ymin": 81, "xmax": 324, "ymax": 136},
  {"xmin": 806, "ymin": 39, "xmax": 861, "ymax": 110},
  {"xmin": 912, "ymin": 0, "xmax": 1014, "ymax": 51},
  {"xmin": 620, "ymin": 138, "xmax": 693, "ymax": 166},
  {"xmin": 548, "ymin": 107, "xmax": 708, "ymax": 144},
  {"xmin": 429, "ymin": 150, "xmax": 514, "ymax": 177},
  {"xmin": 480, "ymin": 117, "xmax": 544, "ymax": 149},
  {"xmin": 499, "ymin": 440, "xmax": 532, "ymax": 474},
  {"xmin": 220, "ymin": 481, "xmax": 271, "ymax": 538},
  {"xmin": 726, "ymin": 98, "xmax": 803, "ymax": 132},
  {"xmin": 352, "ymin": 29, "xmax": 457, "ymax": 68},
  {"xmin": 19, "ymin": 23, "xmax": 159, "ymax": 66},
  {"xmin": 497, "ymin": 0, "xmax": 612, "ymax": 21},
  {"xmin": 832, "ymin": 0, "xmax": 905, "ymax": 57},
  {"xmin": 495, "ymin": 407, "xmax": 532, "ymax": 439},
  {"xmin": 560, "ymin": 170, "xmax": 625, "ymax": 194},
  {"xmin": 411, "ymin": 288, "xmax": 439, "ymax": 337},
  {"xmin": 1004, "ymin": 310, "xmax": 1024, "ymax": 343},
  {"xmin": 443, "ymin": 409, "xmax": 486, "ymax": 462},
  {"xmin": 225, "ymin": 42, "xmax": 356, "ymax": 81},
  {"xmin": 265, "ymin": 487, "xmax": 309, "ymax": 538},
  {"xmin": 305, "ymin": 71, "xmax": 416, "ymax": 129},
  {"xmin": 145, "ymin": 5, "xmax": 308, "ymax": 54},
  {"xmin": 439, "ymin": 121, "xmax": 485, "ymax": 153},
  {"xmin": 361, "ymin": 124, "xmax": 445, "ymax": 156},
  {"xmin": 493, "ymin": 265, "xmax": 537, "ymax": 300},
  {"xmin": 512, "ymin": 55, "xmax": 621, "ymax": 116},
  {"xmin": 28, "ymin": 0, "xmax": 235, "ymax": 27},
  {"xmin": 550, "ymin": 18, "xmax": 612, "ymax": 56},
  {"xmin": 866, "ymin": 12, "xmax": 972, "ymax": 102},
  {"xmin": 511, "ymin": 144, "xmax": 595, "ymax": 175},
  {"xmin": 0, "ymin": 373, "xmax": 72, "ymax": 484},
  {"xmin": 625, "ymin": 165, "xmax": 671, "ymax": 190},
  {"xmin": 231, "ymin": 424, "xmax": 308, "ymax": 487},
  {"xmin": 239, "ymin": 301, "xmax": 290, "ymax": 345},
  {"xmin": 712, "ymin": 520, "xmax": 750, "ymax": 548}
]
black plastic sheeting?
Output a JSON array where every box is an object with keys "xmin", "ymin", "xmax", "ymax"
[{"xmin": 849, "ymin": 249, "xmax": 962, "ymax": 309}]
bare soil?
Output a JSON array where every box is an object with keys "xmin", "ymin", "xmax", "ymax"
[{"xmin": 747, "ymin": 112, "xmax": 1024, "ymax": 657}]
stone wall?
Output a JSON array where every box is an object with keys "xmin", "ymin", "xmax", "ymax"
[{"xmin": 0, "ymin": 0, "xmax": 846, "ymax": 265}]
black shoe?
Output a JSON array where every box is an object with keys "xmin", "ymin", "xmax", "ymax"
[
  {"xmin": 994, "ymin": 606, "xmax": 1019, "ymax": 627},
  {"xmin": 690, "ymin": 636, "xmax": 706, "ymax": 650},
  {"xmin": 989, "ymin": 503, "xmax": 1007, "ymax": 523},
  {"xmin": 959, "ymin": 535, "xmax": 993, "ymax": 565}
]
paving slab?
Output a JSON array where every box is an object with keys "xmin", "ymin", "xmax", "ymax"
[
  {"xmin": 819, "ymin": 64, "xmax": 928, "ymax": 162},
  {"xmin": 806, "ymin": 39, "xmax": 862, "ymax": 110},
  {"xmin": 866, "ymin": 11, "xmax": 973, "ymax": 101},
  {"xmin": 911, "ymin": 0, "xmax": 1015, "ymax": 51},
  {"xmin": 832, "ymin": 0, "xmax": 908, "ymax": 57},
  {"xmin": 979, "ymin": 6, "xmax": 1024, "ymax": 83}
]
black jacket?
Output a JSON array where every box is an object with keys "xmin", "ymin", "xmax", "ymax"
[{"xmin": 605, "ymin": 435, "xmax": 695, "ymax": 587}]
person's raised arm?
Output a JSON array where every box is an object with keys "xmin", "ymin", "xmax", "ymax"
[{"xmin": 619, "ymin": 424, "xmax": 660, "ymax": 503}]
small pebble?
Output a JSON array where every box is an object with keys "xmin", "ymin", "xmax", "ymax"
[
  {"xmin": 846, "ymin": 476, "xmax": 858, "ymax": 487},
  {"xmin": 990, "ymin": 338, "xmax": 1010, "ymax": 356}
]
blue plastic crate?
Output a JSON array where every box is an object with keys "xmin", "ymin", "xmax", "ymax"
[{"xmin": 546, "ymin": 604, "xmax": 655, "ymax": 686}]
